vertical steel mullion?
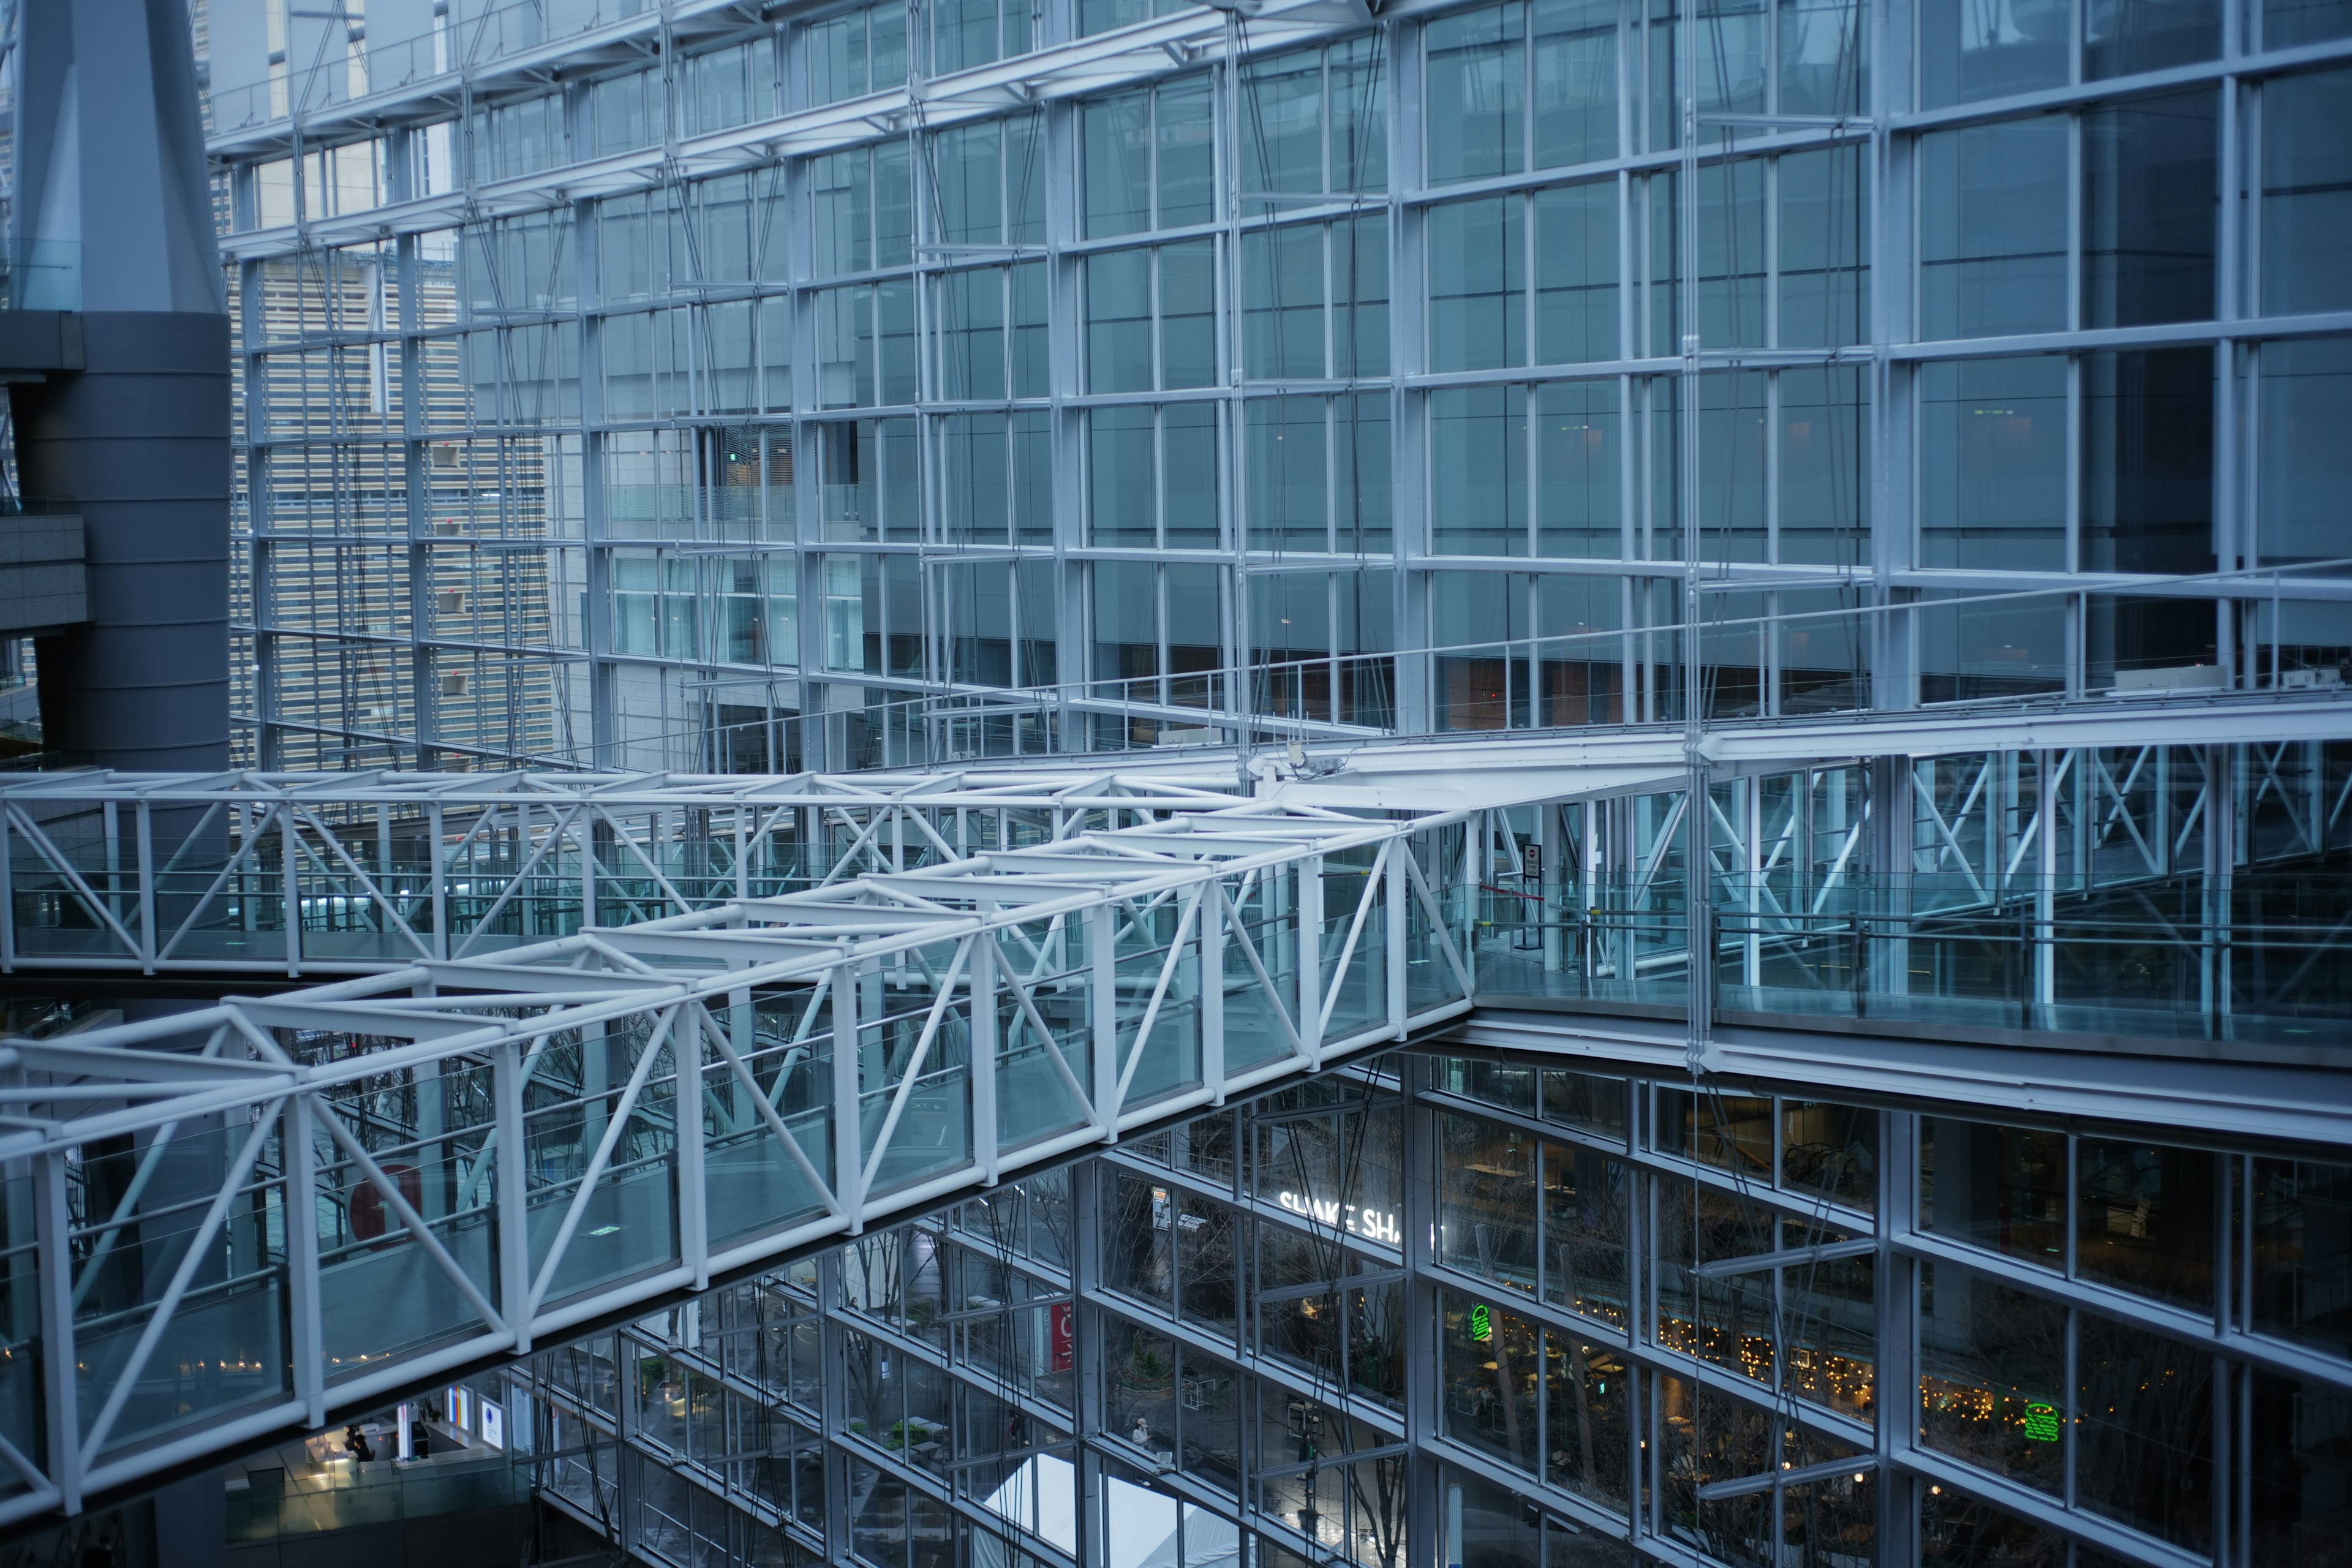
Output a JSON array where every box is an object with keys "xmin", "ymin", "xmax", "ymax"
[
  {"xmin": 972, "ymin": 927, "xmax": 999, "ymax": 1183},
  {"xmin": 429, "ymin": 801, "xmax": 449, "ymax": 959},
  {"xmin": 679, "ymin": 1005, "xmax": 707, "ymax": 1291},
  {"xmin": 1201, "ymin": 876, "xmax": 1226, "ymax": 1098},
  {"xmin": 286, "ymin": 1095, "xmax": 325, "ymax": 1428},
  {"xmin": 281, "ymin": 805, "xmax": 303, "ymax": 978},
  {"xmin": 1298, "ymin": 853, "xmax": 1323, "ymax": 1060},
  {"xmin": 1090, "ymin": 899, "xmax": 1117, "ymax": 1131},
  {"xmin": 496, "ymin": 1037, "xmax": 532, "ymax": 1352},
  {"xmin": 832, "ymin": 960, "xmax": 864, "ymax": 1224},
  {"xmin": 1, "ymin": 804, "xmax": 16, "ymax": 974},
  {"xmin": 134, "ymin": 804, "xmax": 156, "ymax": 974},
  {"xmin": 36, "ymin": 1148, "xmax": 78, "ymax": 1512},
  {"xmin": 1385, "ymin": 837, "xmax": 1408, "ymax": 1035}
]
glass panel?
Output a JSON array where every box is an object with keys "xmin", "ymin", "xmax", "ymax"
[
  {"xmin": 2083, "ymin": 91, "xmax": 2217, "ymax": 330},
  {"xmin": 1918, "ymin": 118, "xmax": 2071, "ymax": 341},
  {"xmin": 1918, "ymin": 356, "xmax": 2068, "ymax": 571},
  {"xmin": 2262, "ymin": 69, "xmax": 2352, "ymax": 317},
  {"xmin": 1917, "ymin": 1260, "xmax": 2067, "ymax": 1495}
]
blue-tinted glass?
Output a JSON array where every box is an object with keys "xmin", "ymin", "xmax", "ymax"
[
  {"xmin": 1158, "ymin": 80, "xmax": 1218, "ymax": 228},
  {"xmin": 2081, "ymin": 347, "xmax": 2214, "ymax": 576},
  {"xmin": 1248, "ymin": 399, "xmax": 1330, "ymax": 551},
  {"xmin": 2084, "ymin": 0, "xmax": 2217, "ymax": 80},
  {"xmin": 1917, "ymin": 591, "xmax": 2068, "ymax": 701},
  {"xmin": 875, "ymin": 141, "xmax": 914, "ymax": 267},
  {"xmin": 1087, "ymin": 250, "xmax": 1153, "ymax": 393},
  {"xmin": 1779, "ymin": 146, "xmax": 1868, "ymax": 349},
  {"xmin": 1918, "ymin": 0, "xmax": 2070, "ymax": 107},
  {"xmin": 1433, "ymin": 573, "xmax": 1529, "ymax": 728},
  {"xmin": 1085, "ymin": 94, "xmax": 1153, "ymax": 238},
  {"xmin": 931, "ymin": 0, "xmax": 997, "ymax": 73},
  {"xmin": 1337, "ymin": 393, "xmax": 1392, "ymax": 552},
  {"xmin": 1428, "ymin": 197, "xmax": 1526, "ymax": 371},
  {"xmin": 1918, "ymin": 356, "xmax": 2067, "ymax": 570},
  {"xmin": 811, "ymin": 151, "xmax": 872, "ymax": 276},
  {"xmin": 941, "ymin": 414, "xmax": 1010, "ymax": 544},
  {"xmin": 1427, "ymin": 5, "xmax": 1526, "ymax": 183},
  {"xmin": 813, "ymin": 286, "xmax": 873, "ymax": 409},
  {"xmin": 2083, "ymin": 91, "xmax": 2216, "ymax": 329},
  {"xmin": 1534, "ymin": 182, "xmax": 1618, "ymax": 365},
  {"xmin": 2263, "ymin": 70, "xmax": 2352, "ymax": 317},
  {"xmin": 878, "ymin": 417, "xmax": 920, "ymax": 541},
  {"xmin": 2266, "ymin": 0, "xmax": 2352, "ymax": 43},
  {"xmin": 1332, "ymin": 37, "xmax": 1387, "ymax": 191},
  {"xmin": 937, "ymin": 269, "xmax": 1006, "ymax": 402},
  {"xmin": 1012, "ymin": 261, "xmax": 1050, "ymax": 397},
  {"xmin": 1246, "ymin": 225, "xmax": 1326, "ymax": 380},
  {"xmin": 1536, "ymin": 574, "xmax": 1623, "ymax": 724},
  {"xmin": 1697, "ymin": 371, "xmax": 1770, "ymax": 563},
  {"xmin": 1431, "ymin": 385, "xmax": 1529, "ymax": 556},
  {"xmin": 2258, "ymin": 336, "xmax": 2352, "ymax": 565},
  {"xmin": 1536, "ymin": 380, "xmax": 1620, "ymax": 557},
  {"xmin": 1699, "ymin": 157, "xmax": 1768, "ymax": 350},
  {"xmin": 1163, "ymin": 406, "xmax": 1221, "ymax": 549},
  {"xmin": 935, "ymin": 123, "xmax": 1003, "ymax": 245},
  {"xmin": 1167, "ymin": 564, "xmax": 1223, "ymax": 679},
  {"xmin": 1090, "ymin": 406, "xmax": 1158, "ymax": 545},
  {"xmin": 1695, "ymin": 0, "xmax": 1770, "ymax": 114},
  {"xmin": 1779, "ymin": 366, "xmax": 1868, "ymax": 566},
  {"xmin": 1093, "ymin": 560, "xmax": 1159, "ymax": 679},
  {"xmin": 877, "ymin": 281, "xmax": 918, "ymax": 404},
  {"xmin": 869, "ymin": 4, "xmax": 908, "ymax": 91},
  {"xmin": 1012, "ymin": 410, "xmax": 1054, "ymax": 546},
  {"xmin": 1780, "ymin": 0, "xmax": 1865, "ymax": 116},
  {"xmin": 1918, "ymin": 117, "xmax": 2070, "ymax": 340},
  {"xmin": 1245, "ymin": 51, "xmax": 1324, "ymax": 200},
  {"xmin": 1532, "ymin": 0, "xmax": 1618, "ymax": 169},
  {"xmin": 1336, "ymin": 216, "xmax": 1389, "ymax": 378},
  {"xmin": 1159, "ymin": 241, "xmax": 1219, "ymax": 389}
]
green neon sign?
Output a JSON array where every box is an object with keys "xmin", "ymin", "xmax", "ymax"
[
  {"xmin": 1469, "ymin": 1303, "xmax": 1493, "ymax": 1342},
  {"xmin": 2022, "ymin": 1401, "xmax": 2059, "ymax": 1442}
]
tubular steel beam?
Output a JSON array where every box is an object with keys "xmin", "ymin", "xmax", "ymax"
[{"xmin": 0, "ymin": 775, "xmax": 1473, "ymax": 1525}]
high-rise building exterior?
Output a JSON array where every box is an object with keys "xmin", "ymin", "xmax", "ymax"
[{"xmin": 198, "ymin": 0, "xmax": 2352, "ymax": 773}]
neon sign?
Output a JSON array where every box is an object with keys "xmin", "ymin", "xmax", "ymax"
[{"xmin": 1469, "ymin": 1303, "xmax": 1493, "ymax": 1341}]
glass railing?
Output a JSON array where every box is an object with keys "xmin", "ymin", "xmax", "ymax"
[
  {"xmin": 1470, "ymin": 864, "xmax": 2352, "ymax": 1049},
  {"xmin": 0, "ymin": 243, "xmax": 80, "ymax": 312},
  {"xmin": 227, "ymin": 1452, "xmax": 528, "ymax": 1540},
  {"xmin": 207, "ymin": 0, "xmax": 658, "ymax": 134}
]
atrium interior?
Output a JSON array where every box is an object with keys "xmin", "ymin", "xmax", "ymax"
[{"xmin": 0, "ymin": 0, "xmax": 2342, "ymax": 1565}]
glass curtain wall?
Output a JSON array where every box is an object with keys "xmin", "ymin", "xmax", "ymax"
[
  {"xmin": 212, "ymin": 0, "xmax": 2352, "ymax": 768},
  {"xmin": 508, "ymin": 1047, "xmax": 2352, "ymax": 1568}
]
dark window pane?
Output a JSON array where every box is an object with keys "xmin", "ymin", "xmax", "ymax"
[
  {"xmin": 2074, "ymin": 1313, "xmax": 2214, "ymax": 1551},
  {"xmin": 2250, "ymin": 1371, "xmax": 2352, "ymax": 1568},
  {"xmin": 2085, "ymin": 0, "xmax": 2218, "ymax": 78},
  {"xmin": 1921, "ymin": 1117, "xmax": 2066, "ymax": 1267},
  {"xmin": 2074, "ymin": 1139, "xmax": 2214, "ymax": 1310},
  {"xmin": 1919, "ymin": 118, "xmax": 2070, "ymax": 339},
  {"xmin": 2081, "ymin": 347, "xmax": 2215, "ymax": 576},
  {"xmin": 1917, "ymin": 1261, "xmax": 2068, "ymax": 1495},
  {"xmin": 2083, "ymin": 91, "xmax": 2217, "ymax": 328},
  {"xmin": 2254, "ymin": 1158, "xmax": 2352, "ymax": 1356},
  {"xmin": 2263, "ymin": 69, "xmax": 2352, "ymax": 316}
]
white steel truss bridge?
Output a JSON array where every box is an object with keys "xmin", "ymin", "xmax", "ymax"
[
  {"xmin": 0, "ymin": 685, "xmax": 2347, "ymax": 1524},
  {"xmin": 0, "ymin": 768, "xmax": 1491, "ymax": 1527}
]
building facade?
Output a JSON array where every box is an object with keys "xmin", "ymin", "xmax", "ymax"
[
  {"xmin": 496, "ymin": 1049, "xmax": 2351, "ymax": 1568},
  {"xmin": 178, "ymin": 1, "xmax": 2352, "ymax": 1566},
  {"xmin": 200, "ymin": 0, "xmax": 2352, "ymax": 771}
]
